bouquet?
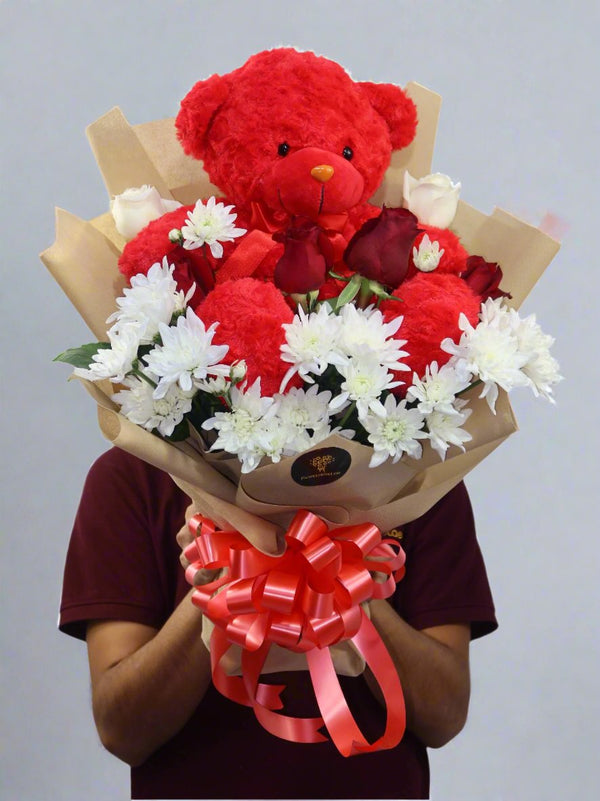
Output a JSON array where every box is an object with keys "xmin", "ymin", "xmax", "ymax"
[{"xmin": 44, "ymin": 48, "xmax": 561, "ymax": 756}]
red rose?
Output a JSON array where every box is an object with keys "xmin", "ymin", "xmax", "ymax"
[
  {"xmin": 344, "ymin": 206, "xmax": 419, "ymax": 289},
  {"xmin": 462, "ymin": 255, "xmax": 511, "ymax": 301},
  {"xmin": 273, "ymin": 219, "xmax": 333, "ymax": 294}
]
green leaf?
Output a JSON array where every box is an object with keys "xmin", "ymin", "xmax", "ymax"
[
  {"xmin": 328, "ymin": 271, "xmax": 351, "ymax": 282},
  {"xmin": 54, "ymin": 342, "xmax": 111, "ymax": 368},
  {"xmin": 367, "ymin": 280, "xmax": 404, "ymax": 302},
  {"xmin": 307, "ymin": 289, "xmax": 320, "ymax": 311},
  {"xmin": 164, "ymin": 418, "xmax": 191, "ymax": 442},
  {"xmin": 319, "ymin": 298, "xmax": 337, "ymax": 312},
  {"xmin": 334, "ymin": 274, "xmax": 362, "ymax": 310},
  {"xmin": 137, "ymin": 343, "xmax": 153, "ymax": 359}
]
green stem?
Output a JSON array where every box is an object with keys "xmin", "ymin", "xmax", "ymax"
[
  {"xmin": 290, "ymin": 292, "xmax": 308, "ymax": 312},
  {"xmin": 456, "ymin": 379, "xmax": 482, "ymax": 397},
  {"xmin": 338, "ymin": 401, "xmax": 356, "ymax": 427},
  {"xmin": 356, "ymin": 279, "xmax": 373, "ymax": 309},
  {"xmin": 129, "ymin": 367, "xmax": 157, "ymax": 388}
]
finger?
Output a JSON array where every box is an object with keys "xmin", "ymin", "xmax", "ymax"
[
  {"xmin": 185, "ymin": 503, "xmax": 201, "ymax": 524},
  {"xmin": 193, "ymin": 567, "xmax": 222, "ymax": 586},
  {"xmin": 176, "ymin": 525, "xmax": 193, "ymax": 549}
]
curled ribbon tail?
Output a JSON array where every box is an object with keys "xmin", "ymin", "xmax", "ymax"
[
  {"xmin": 210, "ymin": 627, "xmax": 284, "ymax": 710},
  {"xmin": 242, "ymin": 645, "xmax": 327, "ymax": 743},
  {"xmin": 306, "ymin": 609, "xmax": 406, "ymax": 757}
]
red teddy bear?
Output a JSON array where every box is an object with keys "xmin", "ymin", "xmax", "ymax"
[
  {"xmin": 119, "ymin": 48, "xmax": 505, "ymax": 382},
  {"xmin": 119, "ymin": 48, "xmax": 417, "ymax": 299}
]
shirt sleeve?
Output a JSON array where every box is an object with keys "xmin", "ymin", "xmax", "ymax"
[
  {"xmin": 58, "ymin": 448, "xmax": 187, "ymax": 640},
  {"xmin": 391, "ymin": 481, "xmax": 498, "ymax": 639}
]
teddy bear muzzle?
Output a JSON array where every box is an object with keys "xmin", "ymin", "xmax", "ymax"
[{"xmin": 265, "ymin": 147, "xmax": 365, "ymax": 220}]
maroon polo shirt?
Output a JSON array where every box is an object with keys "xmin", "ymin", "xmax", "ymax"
[{"xmin": 59, "ymin": 447, "xmax": 497, "ymax": 800}]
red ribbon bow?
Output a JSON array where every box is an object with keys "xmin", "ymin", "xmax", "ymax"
[
  {"xmin": 215, "ymin": 200, "xmax": 351, "ymax": 283},
  {"xmin": 184, "ymin": 509, "xmax": 407, "ymax": 756}
]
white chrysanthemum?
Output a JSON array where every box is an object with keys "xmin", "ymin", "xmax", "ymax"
[
  {"xmin": 330, "ymin": 360, "xmax": 402, "ymax": 419},
  {"xmin": 195, "ymin": 375, "xmax": 229, "ymax": 395},
  {"xmin": 202, "ymin": 380, "xmax": 277, "ymax": 473},
  {"xmin": 509, "ymin": 310, "xmax": 563, "ymax": 401},
  {"xmin": 337, "ymin": 304, "xmax": 410, "ymax": 372},
  {"xmin": 259, "ymin": 421, "xmax": 298, "ymax": 465},
  {"xmin": 143, "ymin": 307, "xmax": 229, "ymax": 399},
  {"xmin": 425, "ymin": 402, "xmax": 472, "ymax": 461},
  {"xmin": 74, "ymin": 324, "xmax": 141, "ymax": 383},
  {"xmin": 194, "ymin": 362, "xmax": 246, "ymax": 396},
  {"xmin": 441, "ymin": 307, "xmax": 530, "ymax": 412},
  {"xmin": 362, "ymin": 394, "xmax": 427, "ymax": 467},
  {"xmin": 108, "ymin": 258, "xmax": 194, "ymax": 343},
  {"xmin": 280, "ymin": 304, "xmax": 346, "ymax": 390},
  {"xmin": 412, "ymin": 234, "xmax": 444, "ymax": 272},
  {"xmin": 180, "ymin": 196, "xmax": 246, "ymax": 258},
  {"xmin": 272, "ymin": 385, "xmax": 333, "ymax": 452},
  {"xmin": 112, "ymin": 372, "xmax": 194, "ymax": 437},
  {"xmin": 478, "ymin": 297, "xmax": 513, "ymax": 328},
  {"xmin": 310, "ymin": 423, "xmax": 346, "ymax": 446},
  {"xmin": 406, "ymin": 361, "xmax": 471, "ymax": 415},
  {"xmin": 229, "ymin": 360, "xmax": 248, "ymax": 384}
]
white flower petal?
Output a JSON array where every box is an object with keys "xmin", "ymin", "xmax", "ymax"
[{"xmin": 180, "ymin": 196, "xmax": 246, "ymax": 256}]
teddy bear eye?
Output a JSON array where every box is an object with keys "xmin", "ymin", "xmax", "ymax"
[
  {"xmin": 277, "ymin": 142, "xmax": 290, "ymax": 157},
  {"xmin": 342, "ymin": 146, "xmax": 354, "ymax": 160}
]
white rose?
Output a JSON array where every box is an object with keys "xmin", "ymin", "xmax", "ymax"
[
  {"xmin": 402, "ymin": 171, "xmax": 461, "ymax": 229},
  {"xmin": 110, "ymin": 185, "xmax": 182, "ymax": 240}
]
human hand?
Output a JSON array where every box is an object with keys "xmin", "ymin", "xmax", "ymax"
[{"xmin": 176, "ymin": 505, "xmax": 222, "ymax": 586}]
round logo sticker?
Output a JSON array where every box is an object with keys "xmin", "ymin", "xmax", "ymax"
[{"xmin": 291, "ymin": 447, "xmax": 352, "ymax": 486}]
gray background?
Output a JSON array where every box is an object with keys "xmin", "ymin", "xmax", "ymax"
[{"xmin": 2, "ymin": 1, "xmax": 598, "ymax": 799}]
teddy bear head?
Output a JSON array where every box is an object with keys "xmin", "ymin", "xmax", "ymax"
[{"xmin": 176, "ymin": 48, "xmax": 417, "ymax": 221}]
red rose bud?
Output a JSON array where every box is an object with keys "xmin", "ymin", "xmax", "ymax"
[
  {"xmin": 344, "ymin": 206, "xmax": 419, "ymax": 289},
  {"xmin": 462, "ymin": 255, "xmax": 512, "ymax": 301},
  {"xmin": 273, "ymin": 220, "xmax": 333, "ymax": 294}
]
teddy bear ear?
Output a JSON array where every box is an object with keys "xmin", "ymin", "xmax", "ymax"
[
  {"xmin": 176, "ymin": 73, "xmax": 231, "ymax": 159},
  {"xmin": 358, "ymin": 82, "xmax": 418, "ymax": 150}
]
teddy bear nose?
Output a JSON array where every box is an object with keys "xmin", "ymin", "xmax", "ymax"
[{"xmin": 310, "ymin": 164, "xmax": 334, "ymax": 183}]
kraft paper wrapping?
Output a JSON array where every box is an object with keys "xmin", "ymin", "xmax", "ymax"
[{"xmin": 43, "ymin": 81, "xmax": 558, "ymax": 553}]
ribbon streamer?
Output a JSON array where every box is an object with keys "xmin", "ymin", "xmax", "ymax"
[{"xmin": 184, "ymin": 509, "xmax": 407, "ymax": 756}]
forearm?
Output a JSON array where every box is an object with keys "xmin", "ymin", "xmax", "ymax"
[
  {"xmin": 88, "ymin": 589, "xmax": 211, "ymax": 766},
  {"xmin": 368, "ymin": 599, "xmax": 470, "ymax": 748}
]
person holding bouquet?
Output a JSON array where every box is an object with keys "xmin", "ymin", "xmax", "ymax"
[{"xmin": 59, "ymin": 447, "xmax": 496, "ymax": 800}]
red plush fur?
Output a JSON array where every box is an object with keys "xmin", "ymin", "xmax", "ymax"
[
  {"xmin": 118, "ymin": 203, "xmax": 252, "ymax": 305},
  {"xmin": 119, "ymin": 49, "xmax": 417, "ymax": 290},
  {"xmin": 382, "ymin": 273, "xmax": 482, "ymax": 381},
  {"xmin": 196, "ymin": 278, "xmax": 297, "ymax": 396},
  {"xmin": 176, "ymin": 48, "xmax": 417, "ymax": 217}
]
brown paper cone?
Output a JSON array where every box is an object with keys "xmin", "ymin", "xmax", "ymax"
[
  {"xmin": 454, "ymin": 203, "xmax": 560, "ymax": 310},
  {"xmin": 371, "ymin": 82, "xmax": 442, "ymax": 208},
  {"xmin": 41, "ymin": 209, "xmax": 126, "ymax": 341},
  {"xmin": 45, "ymin": 79, "xmax": 556, "ymax": 540}
]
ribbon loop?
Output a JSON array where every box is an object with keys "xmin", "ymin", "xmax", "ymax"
[
  {"xmin": 185, "ymin": 509, "xmax": 406, "ymax": 756},
  {"xmin": 262, "ymin": 570, "xmax": 300, "ymax": 614}
]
